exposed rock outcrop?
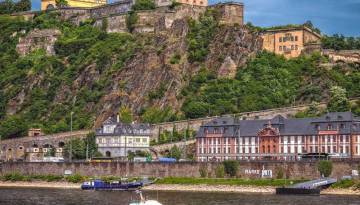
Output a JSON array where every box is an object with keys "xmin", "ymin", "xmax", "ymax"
[{"xmin": 16, "ymin": 29, "xmax": 61, "ymax": 56}]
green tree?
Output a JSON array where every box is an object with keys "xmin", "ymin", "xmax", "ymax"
[
  {"xmin": 318, "ymin": 160, "xmax": 333, "ymax": 177},
  {"xmin": 223, "ymin": 160, "xmax": 239, "ymax": 177},
  {"xmin": 64, "ymin": 138, "xmax": 86, "ymax": 160},
  {"xmin": 327, "ymin": 86, "xmax": 351, "ymax": 112},
  {"xmin": 0, "ymin": 115, "xmax": 28, "ymax": 139},
  {"xmin": 215, "ymin": 164, "xmax": 225, "ymax": 178},
  {"xmin": 167, "ymin": 145, "xmax": 182, "ymax": 161},
  {"xmin": 131, "ymin": 0, "xmax": 155, "ymax": 11},
  {"xmin": 127, "ymin": 150, "xmax": 135, "ymax": 161},
  {"xmin": 55, "ymin": 0, "xmax": 68, "ymax": 8},
  {"xmin": 118, "ymin": 106, "xmax": 133, "ymax": 123},
  {"xmin": 45, "ymin": 148, "xmax": 56, "ymax": 157},
  {"xmin": 13, "ymin": 0, "xmax": 30, "ymax": 12},
  {"xmin": 84, "ymin": 132, "xmax": 99, "ymax": 159}
]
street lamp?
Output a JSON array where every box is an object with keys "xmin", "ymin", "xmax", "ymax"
[{"xmin": 69, "ymin": 112, "xmax": 74, "ymax": 162}]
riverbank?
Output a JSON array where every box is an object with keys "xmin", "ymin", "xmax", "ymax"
[{"xmin": 0, "ymin": 181, "xmax": 359, "ymax": 195}]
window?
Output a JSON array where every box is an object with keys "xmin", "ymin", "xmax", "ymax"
[
  {"xmin": 283, "ymin": 46, "xmax": 287, "ymax": 51},
  {"xmin": 283, "ymin": 37, "xmax": 287, "ymax": 42},
  {"xmin": 346, "ymin": 136, "xmax": 350, "ymax": 142},
  {"xmin": 279, "ymin": 46, "xmax": 283, "ymax": 51},
  {"xmin": 340, "ymin": 124, "xmax": 345, "ymax": 129},
  {"xmin": 333, "ymin": 146, "xmax": 337, "ymax": 153},
  {"xmin": 327, "ymin": 124, "xmax": 332, "ymax": 130},
  {"xmin": 228, "ymin": 147, "xmax": 231, "ymax": 153},
  {"xmin": 279, "ymin": 37, "xmax": 282, "ymax": 42},
  {"xmin": 295, "ymin": 36, "xmax": 298, "ymax": 41},
  {"xmin": 291, "ymin": 45, "xmax": 294, "ymax": 50},
  {"xmin": 295, "ymin": 45, "xmax": 298, "ymax": 50},
  {"xmin": 291, "ymin": 36, "xmax": 294, "ymax": 41}
]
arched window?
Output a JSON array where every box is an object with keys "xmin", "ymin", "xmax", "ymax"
[
  {"xmin": 46, "ymin": 4, "xmax": 55, "ymax": 10},
  {"xmin": 106, "ymin": 151, "xmax": 111, "ymax": 157}
]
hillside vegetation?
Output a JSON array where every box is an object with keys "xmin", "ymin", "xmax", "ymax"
[{"xmin": 0, "ymin": 9, "xmax": 359, "ymax": 140}]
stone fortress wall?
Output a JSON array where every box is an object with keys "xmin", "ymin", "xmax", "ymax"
[{"xmin": 13, "ymin": 1, "xmax": 244, "ymax": 34}]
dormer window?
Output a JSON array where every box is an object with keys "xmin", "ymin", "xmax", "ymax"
[
  {"xmin": 315, "ymin": 124, "xmax": 320, "ymax": 130},
  {"xmin": 338, "ymin": 116, "xmax": 343, "ymax": 120},
  {"xmin": 340, "ymin": 124, "xmax": 345, "ymax": 129},
  {"xmin": 326, "ymin": 116, "xmax": 330, "ymax": 120},
  {"xmin": 327, "ymin": 124, "xmax": 332, "ymax": 130}
]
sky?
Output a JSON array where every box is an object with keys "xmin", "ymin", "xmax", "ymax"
[{"xmin": 30, "ymin": 0, "xmax": 360, "ymax": 36}]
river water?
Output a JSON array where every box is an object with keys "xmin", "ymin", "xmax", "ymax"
[{"xmin": 0, "ymin": 188, "xmax": 359, "ymax": 205}]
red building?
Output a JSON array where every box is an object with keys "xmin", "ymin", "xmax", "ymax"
[{"xmin": 196, "ymin": 112, "xmax": 360, "ymax": 161}]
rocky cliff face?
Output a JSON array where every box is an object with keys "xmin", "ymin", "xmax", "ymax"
[
  {"xmin": 93, "ymin": 22, "xmax": 262, "ymax": 126},
  {"xmin": 0, "ymin": 7, "xmax": 262, "ymax": 135}
]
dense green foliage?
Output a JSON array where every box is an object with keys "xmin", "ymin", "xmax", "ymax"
[
  {"xmin": 187, "ymin": 9, "xmax": 219, "ymax": 63},
  {"xmin": 0, "ymin": 14, "xmax": 140, "ymax": 139},
  {"xmin": 0, "ymin": 0, "xmax": 30, "ymax": 14},
  {"xmin": 318, "ymin": 160, "xmax": 333, "ymax": 177},
  {"xmin": 118, "ymin": 106, "xmax": 133, "ymax": 123},
  {"xmin": 322, "ymin": 34, "xmax": 360, "ymax": 50},
  {"xmin": 327, "ymin": 86, "xmax": 351, "ymax": 112},
  {"xmin": 63, "ymin": 132, "xmax": 101, "ymax": 160},
  {"xmin": 181, "ymin": 51, "xmax": 360, "ymax": 119},
  {"xmin": 55, "ymin": 0, "xmax": 68, "ymax": 8},
  {"xmin": 131, "ymin": 0, "xmax": 155, "ymax": 11},
  {"xmin": 223, "ymin": 160, "xmax": 239, "ymax": 177},
  {"xmin": 166, "ymin": 145, "xmax": 182, "ymax": 161},
  {"xmin": 215, "ymin": 164, "xmax": 225, "ymax": 178},
  {"xmin": 151, "ymin": 128, "xmax": 196, "ymax": 146}
]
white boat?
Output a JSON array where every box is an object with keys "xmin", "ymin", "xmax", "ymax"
[{"xmin": 129, "ymin": 191, "xmax": 162, "ymax": 205}]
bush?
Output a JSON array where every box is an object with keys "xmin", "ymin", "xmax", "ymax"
[
  {"xmin": 276, "ymin": 167, "xmax": 284, "ymax": 179},
  {"xmin": 131, "ymin": 0, "xmax": 155, "ymax": 11},
  {"xmin": 2, "ymin": 173, "xmax": 27, "ymax": 181},
  {"xmin": 199, "ymin": 165, "xmax": 208, "ymax": 178},
  {"xmin": 223, "ymin": 160, "xmax": 239, "ymax": 177},
  {"xmin": 318, "ymin": 160, "xmax": 333, "ymax": 177},
  {"xmin": 65, "ymin": 174, "xmax": 85, "ymax": 183},
  {"xmin": 215, "ymin": 164, "xmax": 225, "ymax": 178},
  {"xmin": 331, "ymin": 179, "xmax": 355, "ymax": 189}
]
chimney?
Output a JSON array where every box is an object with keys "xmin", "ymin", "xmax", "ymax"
[{"xmin": 117, "ymin": 115, "xmax": 120, "ymax": 123}]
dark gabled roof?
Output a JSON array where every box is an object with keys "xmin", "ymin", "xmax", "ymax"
[
  {"xmin": 97, "ymin": 116, "xmax": 150, "ymax": 136},
  {"xmin": 312, "ymin": 112, "xmax": 354, "ymax": 123},
  {"xmin": 197, "ymin": 112, "xmax": 360, "ymax": 138}
]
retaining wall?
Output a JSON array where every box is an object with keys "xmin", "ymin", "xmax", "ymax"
[{"xmin": 1, "ymin": 161, "xmax": 359, "ymax": 179}]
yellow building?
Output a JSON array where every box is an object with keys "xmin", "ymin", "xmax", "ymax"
[
  {"xmin": 261, "ymin": 26, "xmax": 321, "ymax": 58},
  {"xmin": 41, "ymin": 0, "xmax": 107, "ymax": 10}
]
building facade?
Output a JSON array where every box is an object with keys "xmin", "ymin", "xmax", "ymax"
[
  {"xmin": 196, "ymin": 112, "xmax": 360, "ymax": 161},
  {"xmin": 261, "ymin": 26, "xmax": 321, "ymax": 58},
  {"xmin": 41, "ymin": 0, "xmax": 107, "ymax": 10},
  {"xmin": 95, "ymin": 117, "xmax": 151, "ymax": 158}
]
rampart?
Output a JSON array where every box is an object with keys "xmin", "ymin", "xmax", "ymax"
[
  {"xmin": 322, "ymin": 49, "xmax": 360, "ymax": 64},
  {"xmin": 0, "ymin": 160, "xmax": 359, "ymax": 179},
  {"xmin": 11, "ymin": 2, "xmax": 244, "ymax": 34}
]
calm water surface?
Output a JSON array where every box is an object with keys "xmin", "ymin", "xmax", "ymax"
[{"xmin": 0, "ymin": 188, "xmax": 359, "ymax": 205}]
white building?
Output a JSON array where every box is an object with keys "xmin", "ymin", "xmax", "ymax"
[{"xmin": 95, "ymin": 116, "xmax": 151, "ymax": 158}]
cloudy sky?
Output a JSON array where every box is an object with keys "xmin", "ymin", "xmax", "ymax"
[{"xmin": 31, "ymin": 0, "xmax": 360, "ymax": 36}]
